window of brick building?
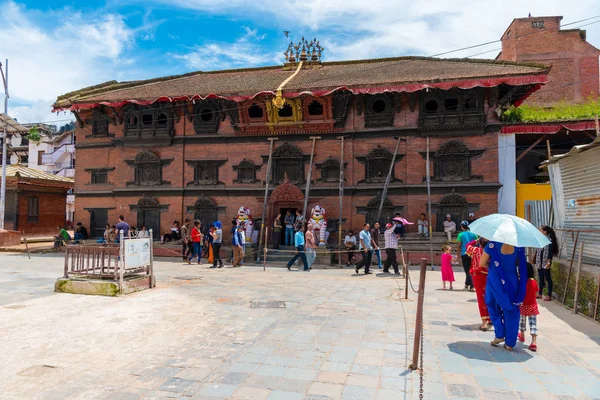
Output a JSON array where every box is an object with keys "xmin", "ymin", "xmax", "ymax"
[
  {"xmin": 234, "ymin": 159, "xmax": 258, "ymax": 183},
  {"xmin": 91, "ymin": 170, "xmax": 108, "ymax": 184},
  {"xmin": 365, "ymin": 146, "xmax": 393, "ymax": 183},
  {"xmin": 27, "ymin": 197, "xmax": 39, "ymax": 223},
  {"xmin": 271, "ymin": 143, "xmax": 304, "ymax": 184},
  {"xmin": 319, "ymin": 158, "xmax": 341, "ymax": 182}
]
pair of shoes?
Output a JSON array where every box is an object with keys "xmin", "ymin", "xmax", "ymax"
[
  {"xmin": 383, "ymin": 270, "xmax": 389, "ymax": 273},
  {"xmin": 518, "ymin": 332, "xmax": 525, "ymax": 342},
  {"xmin": 287, "ymin": 265, "xmax": 291, "ymax": 271},
  {"xmin": 464, "ymin": 285, "xmax": 469, "ymax": 290},
  {"xmin": 355, "ymin": 266, "xmax": 359, "ymax": 274},
  {"xmin": 209, "ymin": 266, "xmax": 216, "ymax": 268},
  {"xmin": 182, "ymin": 256, "xmax": 187, "ymax": 262},
  {"xmin": 187, "ymin": 259, "xmax": 191, "ymax": 265},
  {"xmin": 218, "ymin": 265, "xmax": 223, "ymax": 268},
  {"xmin": 365, "ymin": 271, "xmax": 372, "ymax": 275},
  {"xmin": 536, "ymin": 294, "xmax": 542, "ymax": 299},
  {"xmin": 479, "ymin": 325, "xmax": 488, "ymax": 331},
  {"xmin": 528, "ymin": 343, "xmax": 537, "ymax": 352},
  {"xmin": 543, "ymin": 296, "xmax": 551, "ymax": 301}
]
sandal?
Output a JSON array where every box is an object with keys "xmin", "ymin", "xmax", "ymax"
[
  {"xmin": 490, "ymin": 338, "xmax": 505, "ymax": 347},
  {"xmin": 528, "ymin": 343, "xmax": 537, "ymax": 352},
  {"xmin": 479, "ymin": 325, "xmax": 488, "ymax": 332},
  {"xmin": 518, "ymin": 332, "xmax": 525, "ymax": 342},
  {"xmin": 504, "ymin": 345, "xmax": 513, "ymax": 351}
]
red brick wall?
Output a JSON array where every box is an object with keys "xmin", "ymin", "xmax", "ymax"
[
  {"xmin": 74, "ymin": 93, "xmax": 501, "ymax": 242},
  {"xmin": 498, "ymin": 16, "xmax": 600, "ymax": 105},
  {"xmin": 18, "ymin": 190, "xmax": 67, "ymax": 237}
]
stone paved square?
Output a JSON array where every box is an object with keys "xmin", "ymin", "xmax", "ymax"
[{"xmin": 1, "ymin": 253, "xmax": 600, "ymax": 399}]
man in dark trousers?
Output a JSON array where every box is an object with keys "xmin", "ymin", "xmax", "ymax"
[
  {"xmin": 355, "ymin": 223, "xmax": 373, "ymax": 275},
  {"xmin": 286, "ymin": 225, "xmax": 309, "ymax": 271},
  {"xmin": 370, "ymin": 221, "xmax": 382, "ymax": 269},
  {"xmin": 383, "ymin": 222, "xmax": 401, "ymax": 275}
]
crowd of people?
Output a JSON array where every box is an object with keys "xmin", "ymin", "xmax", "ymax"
[{"xmin": 439, "ymin": 220, "xmax": 558, "ymax": 352}]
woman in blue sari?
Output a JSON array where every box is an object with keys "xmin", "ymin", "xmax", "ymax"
[{"xmin": 480, "ymin": 241, "xmax": 527, "ymax": 350}]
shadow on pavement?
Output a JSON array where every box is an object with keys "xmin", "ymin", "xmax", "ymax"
[{"xmin": 447, "ymin": 341, "xmax": 533, "ymax": 363}]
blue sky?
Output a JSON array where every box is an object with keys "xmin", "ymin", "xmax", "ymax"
[{"xmin": 1, "ymin": 0, "xmax": 599, "ymax": 125}]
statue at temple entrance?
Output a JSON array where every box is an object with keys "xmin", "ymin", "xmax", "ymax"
[
  {"xmin": 309, "ymin": 204, "xmax": 328, "ymax": 246},
  {"xmin": 237, "ymin": 206, "xmax": 254, "ymax": 243}
]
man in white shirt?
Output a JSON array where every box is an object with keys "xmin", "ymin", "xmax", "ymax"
[
  {"xmin": 443, "ymin": 214, "xmax": 456, "ymax": 243},
  {"xmin": 355, "ymin": 224, "xmax": 373, "ymax": 275},
  {"xmin": 344, "ymin": 230, "xmax": 357, "ymax": 266},
  {"xmin": 383, "ymin": 222, "xmax": 401, "ymax": 275}
]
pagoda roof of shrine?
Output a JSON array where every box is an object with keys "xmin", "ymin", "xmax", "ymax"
[{"xmin": 53, "ymin": 56, "xmax": 550, "ymax": 111}]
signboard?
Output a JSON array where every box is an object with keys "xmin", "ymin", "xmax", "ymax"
[{"xmin": 124, "ymin": 238, "xmax": 151, "ymax": 268}]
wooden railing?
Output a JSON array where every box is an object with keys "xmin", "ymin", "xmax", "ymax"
[{"xmin": 63, "ymin": 245, "xmax": 120, "ymax": 279}]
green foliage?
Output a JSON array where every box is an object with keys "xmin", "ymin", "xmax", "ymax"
[
  {"xmin": 502, "ymin": 97, "xmax": 600, "ymax": 122},
  {"xmin": 27, "ymin": 127, "xmax": 41, "ymax": 143}
]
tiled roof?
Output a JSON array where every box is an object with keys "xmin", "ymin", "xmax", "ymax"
[
  {"xmin": 0, "ymin": 114, "xmax": 28, "ymax": 133},
  {"xmin": 54, "ymin": 57, "xmax": 549, "ymax": 109},
  {"xmin": 6, "ymin": 165, "xmax": 74, "ymax": 183}
]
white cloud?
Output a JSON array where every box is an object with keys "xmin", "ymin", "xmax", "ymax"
[
  {"xmin": 155, "ymin": 0, "xmax": 600, "ymax": 60},
  {"xmin": 172, "ymin": 27, "xmax": 273, "ymax": 70},
  {"xmin": 0, "ymin": 1, "xmax": 141, "ymax": 124}
]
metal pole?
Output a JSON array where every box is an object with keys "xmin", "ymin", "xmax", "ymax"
[
  {"xmin": 258, "ymin": 138, "xmax": 277, "ymax": 259},
  {"xmin": 377, "ymin": 136, "xmax": 401, "ymax": 222},
  {"xmin": 0, "ymin": 59, "xmax": 8, "ymax": 230},
  {"xmin": 338, "ymin": 136, "xmax": 345, "ymax": 268},
  {"xmin": 426, "ymin": 136, "xmax": 434, "ymax": 268},
  {"xmin": 302, "ymin": 136, "xmax": 320, "ymax": 222},
  {"xmin": 409, "ymin": 258, "xmax": 427, "ymax": 370},
  {"xmin": 572, "ymin": 242, "xmax": 584, "ymax": 314}
]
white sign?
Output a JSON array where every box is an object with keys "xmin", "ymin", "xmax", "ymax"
[{"xmin": 124, "ymin": 238, "xmax": 151, "ymax": 268}]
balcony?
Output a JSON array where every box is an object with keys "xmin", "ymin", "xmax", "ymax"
[{"xmin": 41, "ymin": 143, "xmax": 75, "ymax": 165}]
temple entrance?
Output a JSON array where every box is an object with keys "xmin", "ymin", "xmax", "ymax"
[
  {"xmin": 89, "ymin": 209, "xmax": 108, "ymax": 238},
  {"xmin": 436, "ymin": 191, "xmax": 468, "ymax": 231},
  {"xmin": 138, "ymin": 209, "xmax": 160, "ymax": 240},
  {"xmin": 268, "ymin": 175, "xmax": 305, "ymax": 248}
]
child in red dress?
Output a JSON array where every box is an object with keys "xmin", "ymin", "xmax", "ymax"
[
  {"xmin": 518, "ymin": 262, "xmax": 540, "ymax": 351},
  {"xmin": 441, "ymin": 245, "xmax": 455, "ymax": 290}
]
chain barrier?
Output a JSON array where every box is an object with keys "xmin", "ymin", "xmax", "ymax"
[{"xmin": 418, "ymin": 286, "xmax": 425, "ymax": 400}]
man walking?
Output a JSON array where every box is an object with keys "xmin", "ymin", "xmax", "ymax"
[
  {"xmin": 383, "ymin": 222, "xmax": 401, "ymax": 275},
  {"xmin": 181, "ymin": 218, "xmax": 192, "ymax": 262},
  {"xmin": 232, "ymin": 224, "xmax": 244, "ymax": 268},
  {"xmin": 284, "ymin": 210, "xmax": 295, "ymax": 246},
  {"xmin": 370, "ymin": 221, "xmax": 382, "ymax": 269},
  {"xmin": 355, "ymin": 223, "xmax": 373, "ymax": 275},
  {"xmin": 286, "ymin": 225, "xmax": 309, "ymax": 271},
  {"xmin": 115, "ymin": 215, "xmax": 130, "ymax": 243},
  {"xmin": 457, "ymin": 220, "xmax": 477, "ymax": 290}
]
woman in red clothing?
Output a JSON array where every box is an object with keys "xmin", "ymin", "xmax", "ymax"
[
  {"xmin": 466, "ymin": 238, "xmax": 491, "ymax": 331},
  {"xmin": 518, "ymin": 262, "xmax": 540, "ymax": 351},
  {"xmin": 187, "ymin": 220, "xmax": 203, "ymax": 265}
]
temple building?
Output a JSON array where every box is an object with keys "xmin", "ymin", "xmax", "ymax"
[{"xmin": 53, "ymin": 39, "xmax": 549, "ymax": 242}]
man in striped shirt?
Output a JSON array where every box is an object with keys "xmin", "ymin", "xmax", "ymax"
[{"xmin": 383, "ymin": 222, "xmax": 401, "ymax": 275}]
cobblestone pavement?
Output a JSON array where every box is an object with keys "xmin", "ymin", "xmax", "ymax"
[{"xmin": 1, "ymin": 253, "xmax": 599, "ymax": 400}]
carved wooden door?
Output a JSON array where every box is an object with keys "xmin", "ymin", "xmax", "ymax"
[
  {"xmin": 90, "ymin": 209, "xmax": 108, "ymax": 238},
  {"xmin": 138, "ymin": 210, "xmax": 160, "ymax": 240}
]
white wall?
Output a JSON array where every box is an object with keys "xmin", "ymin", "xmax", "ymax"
[{"xmin": 498, "ymin": 133, "xmax": 516, "ymax": 215}]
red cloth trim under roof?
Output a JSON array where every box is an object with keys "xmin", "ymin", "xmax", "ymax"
[
  {"xmin": 501, "ymin": 121, "xmax": 597, "ymax": 134},
  {"xmin": 56, "ymin": 74, "xmax": 548, "ymax": 112}
]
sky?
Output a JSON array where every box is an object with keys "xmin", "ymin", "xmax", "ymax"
[{"xmin": 1, "ymin": 0, "xmax": 599, "ymax": 126}]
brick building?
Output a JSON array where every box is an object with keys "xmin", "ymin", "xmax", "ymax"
[
  {"xmin": 495, "ymin": 15, "xmax": 600, "ymax": 215},
  {"xmin": 2, "ymin": 165, "xmax": 73, "ymax": 236},
  {"xmin": 53, "ymin": 46, "xmax": 548, "ymax": 243},
  {"xmin": 498, "ymin": 15, "xmax": 600, "ymax": 105}
]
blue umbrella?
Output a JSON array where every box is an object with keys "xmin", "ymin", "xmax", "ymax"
[{"xmin": 467, "ymin": 214, "xmax": 551, "ymax": 248}]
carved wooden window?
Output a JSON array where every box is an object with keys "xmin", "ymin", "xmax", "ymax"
[
  {"xmin": 305, "ymin": 98, "xmax": 326, "ymax": 120},
  {"xmin": 425, "ymin": 99, "xmax": 438, "ymax": 114},
  {"xmin": 193, "ymin": 100, "xmax": 220, "ymax": 134},
  {"xmin": 234, "ymin": 159, "xmax": 258, "ymax": 183},
  {"xmin": 365, "ymin": 146, "xmax": 393, "ymax": 183},
  {"xmin": 123, "ymin": 105, "xmax": 174, "ymax": 143},
  {"xmin": 278, "ymin": 103, "xmax": 294, "ymax": 118},
  {"xmin": 319, "ymin": 158, "xmax": 340, "ymax": 182},
  {"xmin": 186, "ymin": 160, "xmax": 227, "ymax": 186},
  {"xmin": 91, "ymin": 170, "xmax": 108, "ymax": 184},
  {"xmin": 332, "ymin": 90, "xmax": 352, "ymax": 128},
  {"xmin": 444, "ymin": 98, "xmax": 459, "ymax": 112},
  {"xmin": 192, "ymin": 195, "xmax": 218, "ymax": 229},
  {"xmin": 126, "ymin": 150, "xmax": 172, "ymax": 186},
  {"xmin": 363, "ymin": 94, "xmax": 395, "ymax": 127},
  {"xmin": 464, "ymin": 95, "xmax": 477, "ymax": 112},
  {"xmin": 434, "ymin": 140, "xmax": 471, "ymax": 182},
  {"xmin": 27, "ymin": 197, "xmax": 39, "ymax": 223},
  {"xmin": 418, "ymin": 89, "xmax": 485, "ymax": 134},
  {"xmin": 91, "ymin": 111, "xmax": 109, "ymax": 137},
  {"xmin": 366, "ymin": 195, "xmax": 393, "ymax": 226},
  {"xmin": 271, "ymin": 143, "xmax": 304, "ymax": 184},
  {"xmin": 248, "ymin": 103, "xmax": 264, "ymax": 120}
]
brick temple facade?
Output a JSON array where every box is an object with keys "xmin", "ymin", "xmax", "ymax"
[{"xmin": 54, "ymin": 45, "xmax": 549, "ymax": 242}]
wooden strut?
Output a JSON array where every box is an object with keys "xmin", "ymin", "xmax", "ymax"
[
  {"xmin": 302, "ymin": 136, "xmax": 320, "ymax": 223},
  {"xmin": 377, "ymin": 136, "xmax": 402, "ymax": 222},
  {"xmin": 338, "ymin": 136, "xmax": 345, "ymax": 268},
  {"xmin": 258, "ymin": 138, "xmax": 277, "ymax": 259},
  {"xmin": 563, "ymin": 231, "xmax": 579, "ymax": 303},
  {"xmin": 516, "ymin": 135, "xmax": 547, "ymax": 163},
  {"xmin": 263, "ymin": 227, "xmax": 269, "ymax": 272},
  {"xmin": 573, "ymin": 242, "xmax": 584, "ymax": 314}
]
